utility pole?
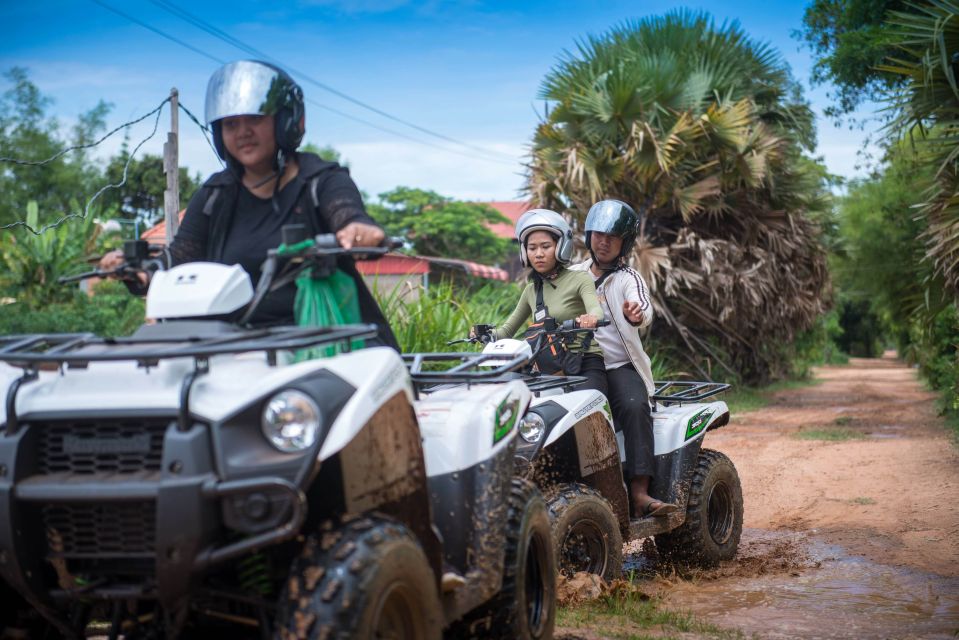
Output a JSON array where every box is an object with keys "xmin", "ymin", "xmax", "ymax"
[{"xmin": 163, "ymin": 88, "xmax": 180, "ymax": 245}]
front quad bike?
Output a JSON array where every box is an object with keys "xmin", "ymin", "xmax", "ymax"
[
  {"xmin": 0, "ymin": 233, "xmax": 555, "ymax": 639},
  {"xmin": 463, "ymin": 323, "xmax": 744, "ymax": 576}
]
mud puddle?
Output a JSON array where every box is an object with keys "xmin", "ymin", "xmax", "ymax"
[{"xmin": 629, "ymin": 529, "xmax": 959, "ymax": 639}]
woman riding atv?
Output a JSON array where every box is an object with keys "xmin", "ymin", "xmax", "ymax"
[{"xmin": 472, "ymin": 209, "xmax": 606, "ymax": 392}]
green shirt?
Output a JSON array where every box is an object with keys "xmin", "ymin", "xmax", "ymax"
[{"xmin": 494, "ymin": 268, "xmax": 604, "ymax": 355}]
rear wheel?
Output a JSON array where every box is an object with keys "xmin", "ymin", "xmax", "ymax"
[
  {"xmin": 274, "ymin": 515, "xmax": 442, "ymax": 640},
  {"xmin": 548, "ymin": 483, "xmax": 623, "ymax": 582},
  {"xmin": 451, "ymin": 478, "xmax": 556, "ymax": 640},
  {"xmin": 655, "ymin": 449, "xmax": 743, "ymax": 568}
]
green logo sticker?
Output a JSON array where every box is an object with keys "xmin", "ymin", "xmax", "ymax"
[
  {"xmin": 494, "ymin": 396, "xmax": 520, "ymax": 444},
  {"xmin": 685, "ymin": 408, "xmax": 715, "ymax": 440}
]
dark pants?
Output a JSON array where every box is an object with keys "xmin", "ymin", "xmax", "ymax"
[{"xmin": 577, "ymin": 360, "xmax": 654, "ymax": 481}]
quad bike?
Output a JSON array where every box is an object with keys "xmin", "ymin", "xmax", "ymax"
[
  {"xmin": 0, "ymin": 231, "xmax": 555, "ymax": 640},
  {"xmin": 439, "ymin": 320, "xmax": 743, "ymax": 581}
]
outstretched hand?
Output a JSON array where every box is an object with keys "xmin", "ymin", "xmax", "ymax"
[
  {"xmin": 623, "ymin": 300, "xmax": 644, "ymax": 324},
  {"xmin": 337, "ymin": 222, "xmax": 385, "ymax": 249}
]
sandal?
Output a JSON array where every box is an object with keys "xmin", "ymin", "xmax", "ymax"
[{"xmin": 641, "ymin": 500, "xmax": 679, "ymax": 518}]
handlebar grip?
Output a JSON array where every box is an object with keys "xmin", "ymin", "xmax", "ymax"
[
  {"xmin": 560, "ymin": 318, "xmax": 611, "ymax": 330},
  {"xmin": 58, "ymin": 269, "xmax": 106, "ymax": 284}
]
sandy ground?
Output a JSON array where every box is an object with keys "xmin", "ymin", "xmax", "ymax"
[
  {"xmin": 557, "ymin": 354, "xmax": 959, "ymax": 639},
  {"xmin": 714, "ymin": 354, "xmax": 959, "ymax": 577}
]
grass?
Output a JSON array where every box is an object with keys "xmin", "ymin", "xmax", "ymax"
[
  {"xmin": 558, "ymin": 588, "xmax": 746, "ymax": 640},
  {"xmin": 848, "ymin": 496, "xmax": 876, "ymax": 505},
  {"xmin": 795, "ymin": 427, "xmax": 866, "ymax": 441},
  {"xmin": 722, "ymin": 378, "xmax": 823, "ymax": 415},
  {"xmin": 833, "ymin": 415, "xmax": 853, "ymax": 426}
]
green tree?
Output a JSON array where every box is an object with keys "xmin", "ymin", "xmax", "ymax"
[
  {"xmin": 368, "ymin": 187, "xmax": 512, "ymax": 265},
  {"xmin": 301, "ymin": 142, "xmax": 347, "ymax": 166},
  {"xmin": 797, "ymin": 0, "xmax": 910, "ymax": 119},
  {"xmin": 528, "ymin": 10, "xmax": 831, "ymax": 382},
  {"xmin": 0, "ymin": 67, "xmax": 111, "ymax": 227},
  {"xmin": 100, "ymin": 149, "xmax": 201, "ymax": 225}
]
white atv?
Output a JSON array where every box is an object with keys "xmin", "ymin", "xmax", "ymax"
[
  {"xmin": 442, "ymin": 322, "xmax": 743, "ymax": 581},
  {"xmin": 0, "ymin": 235, "xmax": 555, "ymax": 640}
]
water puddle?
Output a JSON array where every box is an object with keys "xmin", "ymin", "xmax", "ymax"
[{"xmin": 625, "ymin": 529, "xmax": 959, "ymax": 639}]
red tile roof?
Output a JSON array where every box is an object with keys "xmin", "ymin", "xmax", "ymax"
[
  {"xmin": 356, "ymin": 254, "xmax": 430, "ymax": 276},
  {"xmin": 483, "ymin": 201, "xmax": 532, "ymax": 240},
  {"xmin": 357, "ymin": 253, "xmax": 508, "ymax": 281},
  {"xmin": 141, "ymin": 210, "xmax": 186, "ymax": 244}
]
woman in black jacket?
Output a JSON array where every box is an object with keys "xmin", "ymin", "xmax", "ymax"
[{"xmin": 101, "ymin": 60, "xmax": 397, "ymax": 349}]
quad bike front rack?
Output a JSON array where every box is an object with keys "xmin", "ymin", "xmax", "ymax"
[{"xmin": 0, "ymin": 324, "xmax": 379, "ymax": 434}]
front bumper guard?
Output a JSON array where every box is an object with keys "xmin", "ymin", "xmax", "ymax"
[{"xmin": 0, "ymin": 471, "xmax": 305, "ymax": 635}]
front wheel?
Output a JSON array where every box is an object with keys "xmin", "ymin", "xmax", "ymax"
[
  {"xmin": 451, "ymin": 478, "xmax": 556, "ymax": 640},
  {"xmin": 655, "ymin": 448, "xmax": 743, "ymax": 568},
  {"xmin": 274, "ymin": 515, "xmax": 442, "ymax": 640},
  {"xmin": 548, "ymin": 483, "xmax": 623, "ymax": 582}
]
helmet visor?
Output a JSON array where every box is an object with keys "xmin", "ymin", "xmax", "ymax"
[
  {"xmin": 585, "ymin": 200, "xmax": 635, "ymax": 236},
  {"xmin": 205, "ymin": 61, "xmax": 293, "ymax": 124}
]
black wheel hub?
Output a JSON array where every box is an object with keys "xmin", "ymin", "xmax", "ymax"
[
  {"xmin": 560, "ymin": 518, "xmax": 609, "ymax": 576},
  {"xmin": 706, "ymin": 480, "xmax": 734, "ymax": 546}
]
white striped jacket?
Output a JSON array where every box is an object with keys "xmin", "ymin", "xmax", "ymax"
[{"xmin": 570, "ymin": 259, "xmax": 655, "ymax": 396}]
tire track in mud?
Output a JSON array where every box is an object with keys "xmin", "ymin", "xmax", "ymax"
[{"xmin": 557, "ymin": 354, "xmax": 959, "ymax": 639}]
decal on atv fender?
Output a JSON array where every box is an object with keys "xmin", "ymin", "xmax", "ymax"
[
  {"xmin": 493, "ymin": 395, "xmax": 520, "ymax": 444},
  {"xmin": 685, "ymin": 407, "xmax": 716, "ymax": 440}
]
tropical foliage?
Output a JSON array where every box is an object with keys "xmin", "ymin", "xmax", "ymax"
[
  {"xmin": 528, "ymin": 11, "xmax": 832, "ymax": 383},
  {"xmin": 882, "ymin": 0, "xmax": 959, "ymax": 298},
  {"xmin": 368, "ymin": 187, "xmax": 513, "ymax": 265},
  {"xmin": 798, "ymin": 0, "xmax": 910, "ymax": 119}
]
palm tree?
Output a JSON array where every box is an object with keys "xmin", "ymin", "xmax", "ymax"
[
  {"xmin": 527, "ymin": 10, "xmax": 832, "ymax": 382},
  {"xmin": 883, "ymin": 0, "xmax": 959, "ymax": 298}
]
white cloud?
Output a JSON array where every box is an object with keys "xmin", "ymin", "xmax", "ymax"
[{"xmin": 337, "ymin": 140, "xmax": 528, "ymax": 201}]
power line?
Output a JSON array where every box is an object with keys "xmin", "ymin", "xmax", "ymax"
[
  {"xmin": 91, "ymin": 0, "xmax": 516, "ymax": 166},
  {"xmin": 148, "ymin": 0, "xmax": 517, "ymax": 164},
  {"xmin": 0, "ymin": 98, "xmax": 168, "ymax": 234}
]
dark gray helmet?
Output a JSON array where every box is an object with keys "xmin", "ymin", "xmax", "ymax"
[
  {"xmin": 515, "ymin": 208, "xmax": 574, "ymax": 267},
  {"xmin": 585, "ymin": 199, "xmax": 640, "ymax": 262},
  {"xmin": 205, "ymin": 60, "xmax": 305, "ymax": 164}
]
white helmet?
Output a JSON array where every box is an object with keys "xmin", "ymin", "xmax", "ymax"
[{"xmin": 515, "ymin": 208, "xmax": 574, "ymax": 267}]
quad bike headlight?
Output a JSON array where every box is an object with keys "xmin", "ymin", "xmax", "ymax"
[
  {"xmin": 518, "ymin": 412, "xmax": 546, "ymax": 443},
  {"xmin": 261, "ymin": 390, "xmax": 322, "ymax": 453}
]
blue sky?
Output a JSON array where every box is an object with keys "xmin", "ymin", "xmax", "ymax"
[{"xmin": 1, "ymin": 0, "xmax": 879, "ymax": 202}]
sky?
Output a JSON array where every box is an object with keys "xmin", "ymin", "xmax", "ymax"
[{"xmin": 0, "ymin": 0, "xmax": 880, "ymax": 204}]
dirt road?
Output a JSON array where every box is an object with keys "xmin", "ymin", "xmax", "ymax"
[{"xmin": 559, "ymin": 354, "xmax": 959, "ymax": 639}]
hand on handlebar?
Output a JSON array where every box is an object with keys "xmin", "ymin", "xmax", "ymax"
[
  {"xmin": 336, "ymin": 222, "xmax": 385, "ymax": 249},
  {"xmin": 575, "ymin": 314, "xmax": 599, "ymax": 329},
  {"xmin": 91, "ymin": 249, "xmax": 149, "ymax": 286},
  {"xmin": 561, "ymin": 316, "xmax": 611, "ymax": 331}
]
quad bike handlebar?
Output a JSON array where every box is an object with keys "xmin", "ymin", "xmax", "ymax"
[
  {"xmin": 58, "ymin": 240, "xmax": 162, "ymax": 288},
  {"xmin": 453, "ymin": 318, "xmax": 610, "ymax": 346}
]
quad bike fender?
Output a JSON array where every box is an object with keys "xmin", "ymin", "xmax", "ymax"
[
  {"xmin": 649, "ymin": 400, "xmax": 729, "ymax": 456},
  {"xmin": 416, "ymin": 381, "xmax": 530, "ymax": 475},
  {"xmin": 539, "ymin": 389, "xmax": 611, "ymax": 448},
  {"xmin": 317, "ymin": 348, "xmax": 414, "ymax": 460},
  {"xmin": 521, "ymin": 391, "xmax": 630, "ymax": 534}
]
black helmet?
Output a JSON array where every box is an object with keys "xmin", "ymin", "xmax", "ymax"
[
  {"xmin": 205, "ymin": 60, "xmax": 305, "ymax": 170},
  {"xmin": 584, "ymin": 199, "xmax": 640, "ymax": 263}
]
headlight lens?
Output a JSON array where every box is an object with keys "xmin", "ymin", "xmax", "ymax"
[
  {"xmin": 261, "ymin": 390, "xmax": 322, "ymax": 453},
  {"xmin": 518, "ymin": 412, "xmax": 546, "ymax": 443}
]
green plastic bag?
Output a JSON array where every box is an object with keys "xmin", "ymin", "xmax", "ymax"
[{"xmin": 293, "ymin": 268, "xmax": 365, "ymax": 360}]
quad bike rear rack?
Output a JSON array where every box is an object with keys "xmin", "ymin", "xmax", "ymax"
[
  {"xmin": 0, "ymin": 324, "xmax": 379, "ymax": 435},
  {"xmin": 652, "ymin": 380, "xmax": 730, "ymax": 405}
]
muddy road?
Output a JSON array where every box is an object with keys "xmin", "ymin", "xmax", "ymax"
[{"xmin": 558, "ymin": 354, "xmax": 959, "ymax": 639}]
